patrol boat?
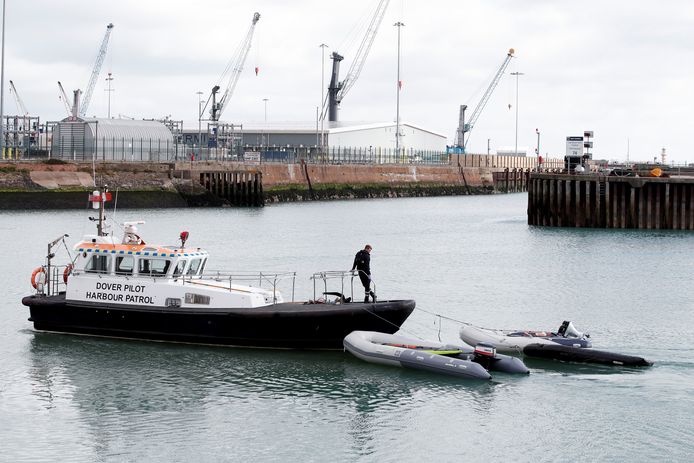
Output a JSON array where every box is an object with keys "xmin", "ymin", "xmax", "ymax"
[{"xmin": 22, "ymin": 189, "xmax": 415, "ymax": 349}]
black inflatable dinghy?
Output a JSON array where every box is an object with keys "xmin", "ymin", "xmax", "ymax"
[{"xmin": 523, "ymin": 343, "xmax": 653, "ymax": 367}]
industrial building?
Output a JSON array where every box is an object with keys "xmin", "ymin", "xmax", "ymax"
[
  {"xmin": 180, "ymin": 121, "xmax": 447, "ymax": 155},
  {"xmin": 51, "ymin": 118, "xmax": 176, "ymax": 161}
]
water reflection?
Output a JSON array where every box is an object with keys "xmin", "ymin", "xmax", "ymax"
[{"xmin": 28, "ymin": 331, "xmax": 510, "ymax": 460}]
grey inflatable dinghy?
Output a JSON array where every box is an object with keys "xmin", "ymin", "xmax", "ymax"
[{"xmin": 344, "ymin": 331, "xmax": 529, "ymax": 380}]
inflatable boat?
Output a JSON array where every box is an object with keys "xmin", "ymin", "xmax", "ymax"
[
  {"xmin": 343, "ymin": 331, "xmax": 529, "ymax": 380},
  {"xmin": 460, "ymin": 321, "xmax": 652, "ymax": 367},
  {"xmin": 522, "ymin": 343, "xmax": 653, "ymax": 367},
  {"xmin": 459, "ymin": 320, "xmax": 592, "ymax": 353}
]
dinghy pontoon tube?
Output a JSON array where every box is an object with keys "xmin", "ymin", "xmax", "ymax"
[
  {"xmin": 344, "ymin": 331, "xmax": 530, "ymax": 379},
  {"xmin": 522, "ymin": 344, "xmax": 653, "ymax": 367},
  {"xmin": 459, "ymin": 321, "xmax": 591, "ymax": 353}
]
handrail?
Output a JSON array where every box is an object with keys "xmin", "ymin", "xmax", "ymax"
[
  {"xmin": 37, "ymin": 264, "xmax": 71, "ymax": 296},
  {"xmin": 310, "ymin": 270, "xmax": 376, "ymax": 302},
  {"xmin": 181, "ymin": 270, "xmax": 297, "ymax": 303}
]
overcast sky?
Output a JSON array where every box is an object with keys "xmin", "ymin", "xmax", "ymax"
[{"xmin": 3, "ymin": 0, "xmax": 693, "ymax": 162}]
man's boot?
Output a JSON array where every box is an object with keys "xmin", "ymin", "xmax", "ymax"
[
  {"xmin": 364, "ymin": 293, "xmax": 370, "ymax": 303},
  {"xmin": 370, "ymin": 291, "xmax": 377, "ymax": 302}
]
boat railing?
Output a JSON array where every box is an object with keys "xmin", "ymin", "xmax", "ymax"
[
  {"xmin": 38, "ymin": 264, "xmax": 71, "ymax": 297},
  {"xmin": 310, "ymin": 270, "xmax": 376, "ymax": 302},
  {"xmin": 181, "ymin": 270, "xmax": 297, "ymax": 302}
]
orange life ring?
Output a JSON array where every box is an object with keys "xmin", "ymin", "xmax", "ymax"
[
  {"xmin": 31, "ymin": 267, "xmax": 46, "ymax": 289},
  {"xmin": 63, "ymin": 264, "xmax": 74, "ymax": 284}
]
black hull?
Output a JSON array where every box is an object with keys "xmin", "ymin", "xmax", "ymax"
[
  {"xmin": 523, "ymin": 343, "xmax": 653, "ymax": 367},
  {"xmin": 22, "ymin": 294, "xmax": 415, "ymax": 349}
]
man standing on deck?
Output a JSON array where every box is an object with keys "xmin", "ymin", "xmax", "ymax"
[{"xmin": 352, "ymin": 244, "xmax": 376, "ymax": 303}]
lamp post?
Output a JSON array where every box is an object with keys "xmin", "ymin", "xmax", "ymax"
[
  {"xmin": 535, "ymin": 129, "xmax": 542, "ymax": 170},
  {"xmin": 510, "ymin": 71, "xmax": 524, "ymax": 157},
  {"xmin": 262, "ymin": 98, "xmax": 269, "ymax": 148},
  {"xmin": 319, "ymin": 43, "xmax": 328, "ymax": 153},
  {"xmin": 394, "ymin": 21, "xmax": 404, "ymax": 155},
  {"xmin": 105, "ymin": 73, "xmax": 114, "ymax": 119},
  {"xmin": 196, "ymin": 91, "xmax": 203, "ymax": 159},
  {"xmin": 0, "ymin": 0, "xmax": 6, "ymax": 158}
]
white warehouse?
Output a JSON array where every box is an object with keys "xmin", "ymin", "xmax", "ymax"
[{"xmin": 328, "ymin": 122, "xmax": 446, "ymax": 151}]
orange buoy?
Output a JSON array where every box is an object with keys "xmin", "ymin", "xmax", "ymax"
[
  {"xmin": 63, "ymin": 264, "xmax": 74, "ymax": 284},
  {"xmin": 31, "ymin": 267, "xmax": 46, "ymax": 289}
]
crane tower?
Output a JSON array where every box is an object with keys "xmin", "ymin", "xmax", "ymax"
[
  {"xmin": 80, "ymin": 23, "xmax": 115, "ymax": 117},
  {"xmin": 326, "ymin": 0, "xmax": 390, "ymax": 122},
  {"xmin": 455, "ymin": 48, "xmax": 515, "ymax": 153},
  {"xmin": 206, "ymin": 12, "xmax": 261, "ymax": 122}
]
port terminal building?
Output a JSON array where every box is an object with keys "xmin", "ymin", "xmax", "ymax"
[
  {"xmin": 180, "ymin": 121, "xmax": 447, "ymax": 157},
  {"xmin": 44, "ymin": 117, "xmax": 447, "ymax": 162}
]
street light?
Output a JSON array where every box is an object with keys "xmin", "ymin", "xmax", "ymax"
[
  {"xmin": 262, "ymin": 98, "xmax": 269, "ymax": 148},
  {"xmin": 535, "ymin": 128, "xmax": 541, "ymax": 169},
  {"xmin": 394, "ymin": 22, "xmax": 404, "ymax": 153},
  {"xmin": 0, "ymin": 0, "xmax": 6, "ymax": 158},
  {"xmin": 394, "ymin": 21, "xmax": 404, "ymax": 154},
  {"xmin": 510, "ymin": 71, "xmax": 524, "ymax": 157},
  {"xmin": 319, "ymin": 43, "xmax": 328, "ymax": 153},
  {"xmin": 105, "ymin": 73, "xmax": 114, "ymax": 119},
  {"xmin": 196, "ymin": 91, "xmax": 204, "ymax": 160}
]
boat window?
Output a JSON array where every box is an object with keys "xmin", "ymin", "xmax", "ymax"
[
  {"xmin": 115, "ymin": 256, "xmax": 134, "ymax": 275},
  {"xmin": 187, "ymin": 259, "xmax": 201, "ymax": 276},
  {"xmin": 198, "ymin": 258, "xmax": 207, "ymax": 275},
  {"xmin": 185, "ymin": 293, "xmax": 210, "ymax": 305},
  {"xmin": 138, "ymin": 258, "xmax": 171, "ymax": 277},
  {"xmin": 85, "ymin": 254, "xmax": 110, "ymax": 274},
  {"xmin": 173, "ymin": 260, "xmax": 187, "ymax": 277}
]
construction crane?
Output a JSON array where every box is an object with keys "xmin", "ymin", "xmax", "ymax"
[
  {"xmin": 454, "ymin": 48, "xmax": 515, "ymax": 153},
  {"xmin": 8, "ymin": 80, "xmax": 29, "ymax": 116},
  {"xmin": 325, "ymin": 0, "xmax": 390, "ymax": 122},
  {"xmin": 204, "ymin": 12, "xmax": 261, "ymax": 122},
  {"xmin": 80, "ymin": 23, "xmax": 114, "ymax": 117},
  {"xmin": 57, "ymin": 81, "xmax": 75, "ymax": 118}
]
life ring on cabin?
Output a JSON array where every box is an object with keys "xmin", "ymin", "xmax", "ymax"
[
  {"xmin": 31, "ymin": 267, "xmax": 46, "ymax": 289},
  {"xmin": 63, "ymin": 264, "xmax": 74, "ymax": 284}
]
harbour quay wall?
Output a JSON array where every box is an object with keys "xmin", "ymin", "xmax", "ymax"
[
  {"xmin": 0, "ymin": 161, "xmax": 187, "ymax": 209},
  {"xmin": 0, "ymin": 159, "xmax": 526, "ymax": 208},
  {"xmin": 176, "ymin": 161, "xmax": 498, "ymax": 202},
  {"xmin": 528, "ymin": 173, "xmax": 694, "ymax": 229}
]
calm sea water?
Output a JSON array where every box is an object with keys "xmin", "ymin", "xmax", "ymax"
[{"xmin": 1, "ymin": 194, "xmax": 693, "ymax": 462}]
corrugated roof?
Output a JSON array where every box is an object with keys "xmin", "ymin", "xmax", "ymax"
[
  {"xmin": 77, "ymin": 118, "xmax": 174, "ymax": 141},
  {"xmin": 180, "ymin": 120, "xmax": 445, "ymax": 137}
]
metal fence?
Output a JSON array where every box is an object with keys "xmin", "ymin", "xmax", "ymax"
[
  {"xmin": 251, "ymin": 146, "xmax": 450, "ymax": 165},
  {"xmin": 1, "ymin": 138, "xmax": 451, "ymax": 166},
  {"xmin": 1, "ymin": 137, "xmax": 573, "ymax": 170}
]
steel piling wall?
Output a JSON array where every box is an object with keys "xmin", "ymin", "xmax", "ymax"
[{"xmin": 528, "ymin": 173, "xmax": 694, "ymax": 229}]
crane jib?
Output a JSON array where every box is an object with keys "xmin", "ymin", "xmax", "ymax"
[
  {"xmin": 80, "ymin": 23, "xmax": 115, "ymax": 118},
  {"xmin": 209, "ymin": 12, "xmax": 261, "ymax": 122}
]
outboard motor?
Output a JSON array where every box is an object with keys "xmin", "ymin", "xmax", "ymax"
[
  {"xmin": 473, "ymin": 342, "xmax": 497, "ymax": 370},
  {"xmin": 557, "ymin": 321, "xmax": 588, "ymax": 339}
]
